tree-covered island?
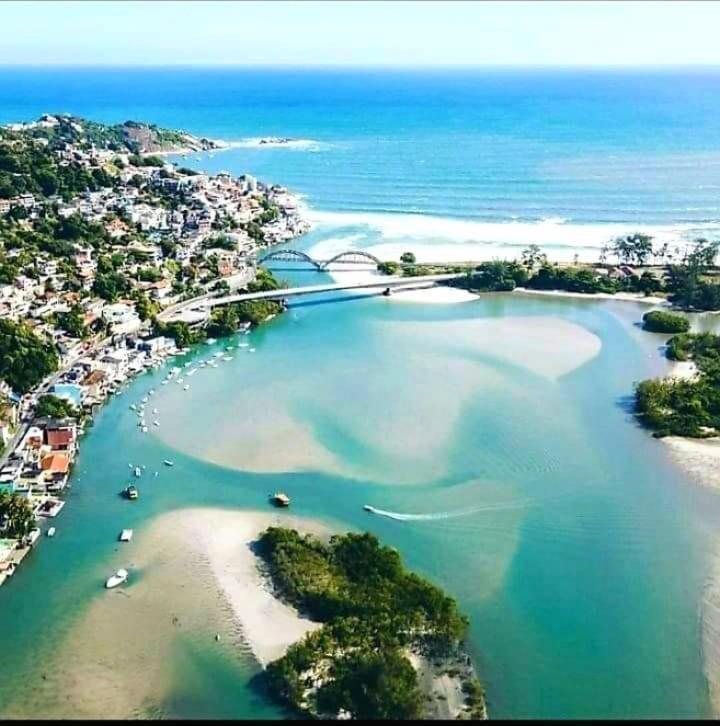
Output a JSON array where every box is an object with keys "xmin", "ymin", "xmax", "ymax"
[
  {"xmin": 635, "ymin": 331, "xmax": 720, "ymax": 438},
  {"xmin": 257, "ymin": 527, "xmax": 487, "ymax": 721}
]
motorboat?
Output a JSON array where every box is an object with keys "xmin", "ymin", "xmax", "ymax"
[
  {"xmin": 119, "ymin": 529, "xmax": 133, "ymax": 542},
  {"xmin": 163, "ymin": 460, "xmax": 174, "ymax": 467},
  {"xmin": 363, "ymin": 505, "xmax": 375, "ymax": 513},
  {"xmin": 270, "ymin": 492, "xmax": 290, "ymax": 508},
  {"xmin": 134, "ymin": 467, "xmax": 142, "ymax": 478},
  {"xmin": 124, "ymin": 485, "xmax": 139, "ymax": 500},
  {"xmin": 184, "ymin": 385, "xmax": 190, "ymax": 391},
  {"xmin": 47, "ymin": 527, "xmax": 56, "ymax": 537},
  {"xmin": 105, "ymin": 568, "xmax": 128, "ymax": 589}
]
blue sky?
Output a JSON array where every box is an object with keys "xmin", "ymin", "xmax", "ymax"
[{"xmin": 1, "ymin": 1, "xmax": 719, "ymax": 67}]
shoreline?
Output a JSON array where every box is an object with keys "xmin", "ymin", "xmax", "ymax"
[
  {"xmin": 513, "ymin": 287, "xmax": 669, "ymax": 306},
  {"xmin": 650, "ymin": 347, "xmax": 720, "ymax": 492},
  {"xmin": 155, "ymin": 507, "xmax": 330, "ymax": 667}
]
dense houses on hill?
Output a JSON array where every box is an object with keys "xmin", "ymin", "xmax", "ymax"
[{"xmin": 0, "ymin": 116, "xmax": 310, "ymax": 582}]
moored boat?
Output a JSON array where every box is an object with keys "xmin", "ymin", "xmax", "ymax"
[
  {"xmin": 270, "ymin": 492, "xmax": 290, "ymax": 508},
  {"xmin": 119, "ymin": 529, "xmax": 133, "ymax": 542},
  {"xmin": 124, "ymin": 485, "xmax": 139, "ymax": 500},
  {"xmin": 163, "ymin": 460, "xmax": 174, "ymax": 467},
  {"xmin": 105, "ymin": 568, "xmax": 128, "ymax": 589}
]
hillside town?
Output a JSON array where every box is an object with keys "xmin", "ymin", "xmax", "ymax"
[{"xmin": 0, "ymin": 115, "xmax": 309, "ymax": 584}]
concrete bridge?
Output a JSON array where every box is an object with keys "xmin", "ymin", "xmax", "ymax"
[{"xmin": 159, "ymin": 272, "xmax": 464, "ymax": 322}]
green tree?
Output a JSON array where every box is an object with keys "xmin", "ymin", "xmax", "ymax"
[
  {"xmin": 520, "ymin": 244, "xmax": 548, "ymax": 271},
  {"xmin": 0, "ymin": 319, "xmax": 59, "ymax": 394},
  {"xmin": 611, "ymin": 233, "xmax": 654, "ymax": 266},
  {"xmin": 35, "ymin": 394, "xmax": 79, "ymax": 420},
  {"xmin": 0, "ymin": 491, "xmax": 36, "ymax": 539}
]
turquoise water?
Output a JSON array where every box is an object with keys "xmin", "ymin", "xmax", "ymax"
[{"xmin": 1, "ymin": 68, "xmax": 720, "ymax": 718}]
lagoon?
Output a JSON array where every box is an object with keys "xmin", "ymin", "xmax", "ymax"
[
  {"xmin": 2, "ymin": 66, "xmax": 720, "ymax": 718},
  {"xmin": 0, "ymin": 273, "xmax": 718, "ymax": 718}
]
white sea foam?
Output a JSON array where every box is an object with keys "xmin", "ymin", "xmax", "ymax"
[
  {"xmin": 227, "ymin": 137, "xmax": 328, "ymax": 152},
  {"xmin": 307, "ymin": 209, "xmax": 720, "ymax": 263}
]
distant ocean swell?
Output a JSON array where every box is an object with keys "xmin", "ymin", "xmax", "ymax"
[{"xmin": 304, "ymin": 209, "xmax": 720, "ymax": 263}]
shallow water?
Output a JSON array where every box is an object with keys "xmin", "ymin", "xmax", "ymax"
[
  {"xmin": 2, "ymin": 67, "xmax": 720, "ymax": 718},
  {"xmin": 0, "ymin": 282, "xmax": 718, "ymax": 719}
]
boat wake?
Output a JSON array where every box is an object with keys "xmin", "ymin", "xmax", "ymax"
[{"xmin": 364, "ymin": 499, "xmax": 536, "ymax": 522}]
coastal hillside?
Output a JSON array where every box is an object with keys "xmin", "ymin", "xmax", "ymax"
[{"xmin": 3, "ymin": 114, "xmax": 219, "ymax": 155}]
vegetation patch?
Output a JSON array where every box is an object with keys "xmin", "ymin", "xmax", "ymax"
[
  {"xmin": 257, "ymin": 527, "xmax": 482, "ymax": 720},
  {"xmin": 642, "ymin": 310, "xmax": 690, "ymax": 334},
  {"xmin": 635, "ymin": 332, "xmax": 720, "ymax": 438}
]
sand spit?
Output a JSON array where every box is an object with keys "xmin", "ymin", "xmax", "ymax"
[
  {"xmin": 1, "ymin": 508, "xmax": 329, "ymax": 719},
  {"xmin": 169, "ymin": 508, "xmax": 328, "ymax": 666},
  {"xmin": 663, "ymin": 437, "xmax": 720, "ymax": 491}
]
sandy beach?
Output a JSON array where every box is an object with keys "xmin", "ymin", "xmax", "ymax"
[
  {"xmin": 1, "ymin": 507, "xmax": 330, "ymax": 718},
  {"xmin": 513, "ymin": 287, "xmax": 669, "ymax": 306},
  {"xmin": 658, "ymin": 358, "xmax": 719, "ymax": 491},
  {"xmin": 663, "ymin": 437, "xmax": 720, "ymax": 491},
  {"xmin": 169, "ymin": 507, "xmax": 329, "ymax": 666}
]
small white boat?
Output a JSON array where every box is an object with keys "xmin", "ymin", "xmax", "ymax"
[
  {"xmin": 184, "ymin": 384, "xmax": 190, "ymax": 391},
  {"xmin": 105, "ymin": 568, "xmax": 129, "ymax": 589},
  {"xmin": 187, "ymin": 369, "xmax": 197, "ymax": 376},
  {"xmin": 163, "ymin": 460, "xmax": 174, "ymax": 467},
  {"xmin": 130, "ymin": 404, "xmax": 137, "ymax": 411},
  {"xmin": 119, "ymin": 529, "xmax": 133, "ymax": 542},
  {"xmin": 142, "ymin": 397, "xmax": 148, "ymax": 404},
  {"xmin": 249, "ymin": 348, "xmax": 256, "ymax": 353},
  {"xmin": 142, "ymin": 427, "xmax": 148, "ymax": 433},
  {"xmin": 238, "ymin": 343, "xmax": 249, "ymax": 348},
  {"xmin": 134, "ymin": 467, "xmax": 141, "ymax": 478},
  {"xmin": 206, "ymin": 338, "xmax": 217, "ymax": 345},
  {"xmin": 177, "ymin": 378, "xmax": 184, "ymax": 384},
  {"xmin": 162, "ymin": 380, "xmax": 168, "ymax": 385},
  {"xmin": 47, "ymin": 527, "xmax": 56, "ymax": 537},
  {"xmin": 222, "ymin": 356, "xmax": 233, "ymax": 361},
  {"xmin": 153, "ymin": 421, "xmax": 160, "ymax": 427},
  {"xmin": 153, "ymin": 408, "xmax": 158, "ymax": 414},
  {"xmin": 200, "ymin": 362, "xmax": 207, "ymax": 368}
]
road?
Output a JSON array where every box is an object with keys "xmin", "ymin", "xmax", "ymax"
[{"xmin": 160, "ymin": 273, "xmax": 463, "ymax": 322}]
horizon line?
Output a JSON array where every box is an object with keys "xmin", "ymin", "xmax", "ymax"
[{"xmin": 2, "ymin": 62, "xmax": 720, "ymax": 71}]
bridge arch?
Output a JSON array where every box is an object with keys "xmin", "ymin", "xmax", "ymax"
[
  {"xmin": 319, "ymin": 250, "xmax": 381, "ymax": 270},
  {"xmin": 257, "ymin": 248, "xmax": 322, "ymax": 269}
]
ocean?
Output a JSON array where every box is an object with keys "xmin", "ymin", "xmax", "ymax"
[{"xmin": 1, "ymin": 67, "xmax": 720, "ymax": 719}]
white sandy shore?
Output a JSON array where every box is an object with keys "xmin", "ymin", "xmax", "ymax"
[
  {"xmin": 167, "ymin": 508, "xmax": 329, "ymax": 666},
  {"xmin": 514, "ymin": 287, "xmax": 669, "ymax": 306},
  {"xmin": 663, "ymin": 437, "xmax": 720, "ymax": 491},
  {"xmin": 1, "ymin": 507, "xmax": 331, "ymax": 719},
  {"xmin": 660, "ymin": 359, "xmax": 720, "ymax": 490},
  {"xmin": 669, "ymin": 360, "xmax": 699, "ymax": 381}
]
